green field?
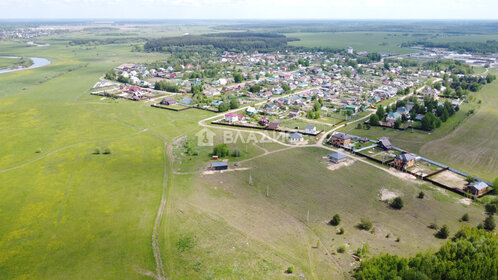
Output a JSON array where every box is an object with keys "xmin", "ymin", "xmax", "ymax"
[
  {"xmin": 0, "ymin": 28, "xmax": 496, "ymax": 279},
  {"xmin": 286, "ymin": 32, "xmax": 416, "ymax": 54}
]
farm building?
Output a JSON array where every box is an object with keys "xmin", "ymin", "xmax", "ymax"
[
  {"xmin": 329, "ymin": 152, "xmax": 347, "ymax": 163},
  {"xmin": 393, "ymin": 153, "xmax": 416, "ymax": 170},
  {"xmin": 330, "ymin": 133, "xmax": 352, "ymax": 146},
  {"xmin": 211, "ymin": 162, "xmax": 228, "ymax": 170},
  {"xmin": 160, "ymin": 97, "xmax": 176, "ymax": 105},
  {"xmin": 289, "ymin": 132, "xmax": 303, "ymax": 142},
  {"xmin": 378, "ymin": 137, "xmax": 393, "ymax": 150},
  {"xmin": 466, "ymin": 181, "xmax": 489, "ymax": 196}
]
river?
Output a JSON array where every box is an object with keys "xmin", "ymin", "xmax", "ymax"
[{"xmin": 0, "ymin": 56, "xmax": 51, "ymax": 74}]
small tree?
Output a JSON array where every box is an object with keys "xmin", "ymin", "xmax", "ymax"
[
  {"xmin": 418, "ymin": 191, "xmax": 425, "ymax": 199},
  {"xmin": 461, "ymin": 213, "xmax": 469, "ymax": 222},
  {"xmin": 337, "ymin": 245, "xmax": 346, "ymax": 253},
  {"xmin": 329, "ymin": 214, "xmax": 341, "ymax": 226},
  {"xmin": 337, "ymin": 227, "xmax": 344, "ymax": 235},
  {"xmin": 286, "ymin": 266, "xmax": 294, "ymax": 274},
  {"xmin": 213, "ymin": 144, "xmax": 230, "ymax": 157},
  {"xmin": 390, "ymin": 197, "xmax": 404, "ymax": 209},
  {"xmin": 485, "ymin": 204, "xmax": 496, "ymax": 215},
  {"xmin": 103, "ymin": 148, "xmax": 111, "ymax": 155},
  {"xmin": 358, "ymin": 217, "xmax": 373, "ymax": 231},
  {"xmin": 483, "ymin": 216, "xmax": 496, "ymax": 231},
  {"xmin": 369, "ymin": 114, "xmax": 380, "ymax": 126},
  {"xmin": 435, "ymin": 225, "xmax": 449, "ymax": 239}
]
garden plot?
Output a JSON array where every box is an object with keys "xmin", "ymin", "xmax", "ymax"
[{"xmin": 428, "ymin": 169, "xmax": 468, "ymax": 192}]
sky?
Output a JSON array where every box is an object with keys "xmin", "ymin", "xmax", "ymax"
[{"xmin": 0, "ymin": 0, "xmax": 497, "ymax": 20}]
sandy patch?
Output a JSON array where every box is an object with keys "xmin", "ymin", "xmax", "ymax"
[
  {"xmin": 388, "ymin": 167, "xmax": 421, "ymax": 183},
  {"xmin": 379, "ymin": 188, "xmax": 399, "ymax": 201},
  {"xmin": 459, "ymin": 198, "xmax": 472, "ymax": 206},
  {"xmin": 327, "ymin": 159, "xmax": 355, "ymax": 171}
]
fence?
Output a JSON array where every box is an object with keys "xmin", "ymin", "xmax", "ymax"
[
  {"xmin": 211, "ymin": 121, "xmax": 323, "ymax": 136},
  {"xmin": 151, "ymin": 104, "xmax": 192, "ymax": 111}
]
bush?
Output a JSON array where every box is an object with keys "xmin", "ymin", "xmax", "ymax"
[
  {"xmin": 483, "ymin": 216, "xmax": 496, "ymax": 231},
  {"xmin": 485, "ymin": 204, "xmax": 496, "ymax": 215},
  {"xmin": 213, "ymin": 144, "xmax": 229, "ymax": 157},
  {"xmin": 461, "ymin": 213, "xmax": 469, "ymax": 222},
  {"xmin": 418, "ymin": 191, "xmax": 425, "ymax": 199},
  {"xmin": 329, "ymin": 214, "xmax": 341, "ymax": 226},
  {"xmin": 231, "ymin": 149, "xmax": 241, "ymax": 157},
  {"xmin": 390, "ymin": 197, "xmax": 404, "ymax": 209},
  {"xmin": 93, "ymin": 147, "xmax": 101, "ymax": 155},
  {"xmin": 286, "ymin": 266, "xmax": 294, "ymax": 274},
  {"xmin": 435, "ymin": 225, "xmax": 449, "ymax": 239},
  {"xmin": 337, "ymin": 227, "xmax": 344, "ymax": 235},
  {"xmin": 428, "ymin": 223, "xmax": 438, "ymax": 230},
  {"xmin": 337, "ymin": 245, "xmax": 346, "ymax": 253},
  {"xmin": 103, "ymin": 148, "xmax": 111, "ymax": 155},
  {"xmin": 358, "ymin": 218, "xmax": 373, "ymax": 231}
]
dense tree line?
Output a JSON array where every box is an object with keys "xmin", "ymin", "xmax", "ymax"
[
  {"xmin": 154, "ymin": 81, "xmax": 180, "ymax": 92},
  {"xmin": 144, "ymin": 32, "xmax": 292, "ymax": 52},
  {"xmin": 401, "ymin": 40, "xmax": 498, "ymax": 54},
  {"xmin": 354, "ymin": 226, "xmax": 497, "ymax": 280}
]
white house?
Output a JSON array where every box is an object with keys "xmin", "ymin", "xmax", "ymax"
[
  {"xmin": 305, "ymin": 125, "xmax": 316, "ymax": 134},
  {"xmin": 224, "ymin": 113, "xmax": 244, "ymax": 123}
]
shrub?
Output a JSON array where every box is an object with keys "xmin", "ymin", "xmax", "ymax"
[
  {"xmin": 358, "ymin": 218, "xmax": 373, "ymax": 231},
  {"xmin": 212, "ymin": 144, "xmax": 229, "ymax": 157},
  {"xmin": 435, "ymin": 225, "xmax": 449, "ymax": 239},
  {"xmin": 395, "ymin": 237, "xmax": 400, "ymax": 242},
  {"xmin": 337, "ymin": 227, "xmax": 344, "ymax": 235},
  {"xmin": 329, "ymin": 214, "xmax": 341, "ymax": 226},
  {"xmin": 93, "ymin": 148, "xmax": 101, "ymax": 155},
  {"xmin": 485, "ymin": 204, "xmax": 496, "ymax": 215},
  {"xmin": 337, "ymin": 245, "xmax": 346, "ymax": 253},
  {"xmin": 176, "ymin": 236, "xmax": 195, "ymax": 252},
  {"xmin": 390, "ymin": 197, "xmax": 404, "ymax": 209},
  {"xmin": 286, "ymin": 266, "xmax": 294, "ymax": 274},
  {"xmin": 483, "ymin": 216, "xmax": 496, "ymax": 231},
  {"xmin": 231, "ymin": 149, "xmax": 241, "ymax": 157},
  {"xmin": 386, "ymin": 233, "xmax": 391, "ymax": 238},
  {"xmin": 418, "ymin": 191, "xmax": 425, "ymax": 199},
  {"xmin": 35, "ymin": 148, "xmax": 42, "ymax": 153},
  {"xmin": 103, "ymin": 148, "xmax": 111, "ymax": 155},
  {"xmin": 461, "ymin": 213, "xmax": 469, "ymax": 222}
]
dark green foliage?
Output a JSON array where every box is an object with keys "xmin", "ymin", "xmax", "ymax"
[
  {"xmin": 176, "ymin": 236, "xmax": 195, "ymax": 252},
  {"xmin": 390, "ymin": 197, "xmax": 404, "ymax": 209},
  {"xmin": 286, "ymin": 266, "xmax": 294, "ymax": 274},
  {"xmin": 231, "ymin": 149, "xmax": 241, "ymax": 158},
  {"xmin": 329, "ymin": 214, "xmax": 341, "ymax": 226},
  {"xmin": 421, "ymin": 112, "xmax": 438, "ymax": 130},
  {"xmin": 435, "ymin": 225, "xmax": 449, "ymax": 239},
  {"xmin": 249, "ymin": 84, "xmax": 261, "ymax": 93},
  {"xmin": 483, "ymin": 216, "xmax": 496, "ymax": 231},
  {"xmin": 154, "ymin": 81, "xmax": 180, "ymax": 92},
  {"xmin": 117, "ymin": 75, "xmax": 130, "ymax": 84},
  {"xmin": 102, "ymin": 148, "xmax": 111, "ymax": 155},
  {"xmin": 229, "ymin": 99, "xmax": 240, "ymax": 109},
  {"xmin": 105, "ymin": 70, "xmax": 116, "ymax": 80},
  {"xmin": 358, "ymin": 218, "xmax": 373, "ymax": 231},
  {"xmin": 485, "ymin": 203, "xmax": 496, "ymax": 215},
  {"xmin": 337, "ymin": 245, "xmax": 346, "ymax": 253},
  {"xmin": 369, "ymin": 114, "xmax": 379, "ymax": 126},
  {"xmin": 145, "ymin": 32, "xmax": 291, "ymax": 52},
  {"xmin": 461, "ymin": 213, "xmax": 469, "ymax": 222},
  {"xmin": 354, "ymin": 226, "xmax": 497, "ymax": 280},
  {"xmin": 218, "ymin": 102, "xmax": 230, "ymax": 112},
  {"xmin": 418, "ymin": 192, "xmax": 425, "ymax": 199},
  {"xmin": 212, "ymin": 144, "xmax": 229, "ymax": 157},
  {"xmin": 337, "ymin": 227, "xmax": 344, "ymax": 235}
]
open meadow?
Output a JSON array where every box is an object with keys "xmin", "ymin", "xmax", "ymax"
[{"xmin": 0, "ymin": 24, "xmax": 496, "ymax": 280}]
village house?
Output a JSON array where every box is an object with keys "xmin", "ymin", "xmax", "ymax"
[
  {"xmin": 329, "ymin": 152, "xmax": 347, "ymax": 163},
  {"xmin": 160, "ymin": 97, "xmax": 176, "ymax": 106},
  {"xmin": 289, "ymin": 132, "xmax": 303, "ymax": 142},
  {"xmin": 393, "ymin": 153, "xmax": 416, "ymax": 170},
  {"xmin": 305, "ymin": 125, "xmax": 316, "ymax": 134},
  {"xmin": 330, "ymin": 133, "xmax": 352, "ymax": 146},
  {"xmin": 267, "ymin": 122, "xmax": 280, "ymax": 130},
  {"xmin": 466, "ymin": 181, "xmax": 489, "ymax": 196},
  {"xmin": 378, "ymin": 137, "xmax": 393, "ymax": 150},
  {"xmin": 224, "ymin": 113, "xmax": 244, "ymax": 123}
]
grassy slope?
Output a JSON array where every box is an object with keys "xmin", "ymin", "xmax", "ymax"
[
  {"xmin": 419, "ymin": 77, "xmax": 498, "ymax": 182},
  {"xmin": 182, "ymin": 147, "xmax": 486, "ymax": 279}
]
